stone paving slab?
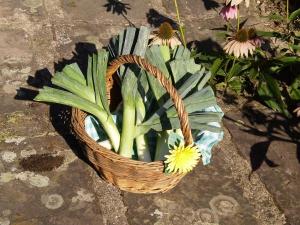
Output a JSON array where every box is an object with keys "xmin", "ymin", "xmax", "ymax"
[
  {"xmin": 0, "ymin": 0, "xmax": 291, "ymax": 225},
  {"xmin": 124, "ymin": 149, "xmax": 258, "ymax": 225},
  {"xmin": 223, "ymin": 100, "xmax": 300, "ymax": 225}
]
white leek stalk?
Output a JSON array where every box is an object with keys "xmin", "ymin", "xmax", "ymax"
[
  {"xmin": 119, "ymin": 103, "xmax": 135, "ymax": 157},
  {"xmin": 135, "ymin": 93, "xmax": 151, "ymax": 162},
  {"xmin": 135, "ymin": 135, "xmax": 151, "ymax": 161},
  {"xmin": 118, "ymin": 73, "xmax": 138, "ymax": 158}
]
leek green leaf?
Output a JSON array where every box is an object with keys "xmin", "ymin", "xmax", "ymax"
[
  {"xmin": 62, "ymin": 63, "xmax": 86, "ymax": 86},
  {"xmin": 51, "ymin": 72, "xmax": 95, "ymax": 102},
  {"xmin": 97, "ymin": 50, "xmax": 110, "ymax": 113}
]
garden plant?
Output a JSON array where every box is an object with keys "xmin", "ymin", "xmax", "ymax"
[{"xmin": 198, "ymin": 0, "xmax": 300, "ymax": 118}]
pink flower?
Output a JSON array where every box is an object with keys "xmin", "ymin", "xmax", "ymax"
[
  {"xmin": 224, "ymin": 39, "xmax": 255, "ymax": 58},
  {"xmin": 248, "ymin": 28, "xmax": 264, "ymax": 47},
  {"xmin": 220, "ymin": 5, "xmax": 238, "ymax": 21},
  {"xmin": 250, "ymin": 37, "xmax": 263, "ymax": 47}
]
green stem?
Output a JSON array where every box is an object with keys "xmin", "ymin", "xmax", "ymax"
[
  {"xmin": 237, "ymin": 6, "xmax": 240, "ymax": 31},
  {"xmin": 227, "ymin": 58, "xmax": 236, "ymax": 81},
  {"xmin": 223, "ymin": 58, "xmax": 236, "ymax": 95},
  {"xmin": 173, "ymin": 0, "xmax": 186, "ymax": 47},
  {"xmin": 286, "ymin": 0, "xmax": 289, "ymax": 24},
  {"xmin": 118, "ymin": 104, "xmax": 136, "ymax": 158}
]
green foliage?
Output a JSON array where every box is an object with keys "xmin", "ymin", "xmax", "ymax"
[
  {"xmin": 195, "ymin": 27, "xmax": 300, "ymax": 118},
  {"xmin": 288, "ymin": 77, "xmax": 300, "ymax": 100},
  {"xmin": 289, "ymin": 8, "xmax": 300, "ymax": 22},
  {"xmin": 257, "ymin": 74, "xmax": 290, "ymax": 117}
]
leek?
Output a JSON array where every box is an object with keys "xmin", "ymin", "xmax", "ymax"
[
  {"xmin": 118, "ymin": 72, "xmax": 138, "ymax": 158},
  {"xmin": 34, "ymin": 87, "xmax": 120, "ymax": 151},
  {"xmin": 34, "ymin": 50, "xmax": 121, "ymax": 151},
  {"xmin": 154, "ymin": 130, "xmax": 172, "ymax": 161},
  {"xmin": 135, "ymin": 92, "xmax": 151, "ymax": 162},
  {"xmin": 108, "ymin": 27, "xmax": 152, "ymax": 160}
]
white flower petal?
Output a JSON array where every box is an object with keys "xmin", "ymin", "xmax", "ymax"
[
  {"xmin": 245, "ymin": 0, "xmax": 250, "ymax": 7},
  {"xmin": 233, "ymin": 42, "xmax": 241, "ymax": 58},
  {"xmin": 229, "ymin": 41, "xmax": 238, "ymax": 55}
]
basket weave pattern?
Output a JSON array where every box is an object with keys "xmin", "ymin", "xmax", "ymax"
[{"xmin": 71, "ymin": 55, "xmax": 193, "ymax": 193}]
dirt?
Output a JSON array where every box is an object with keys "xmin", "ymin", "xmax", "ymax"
[{"xmin": 19, "ymin": 153, "xmax": 65, "ymax": 172}]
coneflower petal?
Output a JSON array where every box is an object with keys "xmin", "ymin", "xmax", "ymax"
[
  {"xmin": 229, "ymin": 41, "xmax": 238, "ymax": 55},
  {"xmin": 234, "ymin": 42, "xmax": 242, "ymax": 58}
]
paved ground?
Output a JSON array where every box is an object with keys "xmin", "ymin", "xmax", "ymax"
[{"xmin": 0, "ymin": 0, "xmax": 298, "ymax": 225}]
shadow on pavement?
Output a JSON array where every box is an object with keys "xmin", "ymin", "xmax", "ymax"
[
  {"xmin": 224, "ymin": 101, "xmax": 300, "ymax": 173},
  {"xmin": 202, "ymin": 0, "xmax": 220, "ymax": 10},
  {"xmin": 14, "ymin": 42, "xmax": 101, "ymax": 171},
  {"xmin": 146, "ymin": 8, "xmax": 177, "ymax": 28},
  {"xmin": 188, "ymin": 38, "xmax": 223, "ymax": 55},
  {"xmin": 103, "ymin": 0, "xmax": 135, "ymax": 27}
]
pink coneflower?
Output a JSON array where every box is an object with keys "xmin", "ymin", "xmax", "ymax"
[
  {"xmin": 248, "ymin": 28, "xmax": 263, "ymax": 47},
  {"xmin": 149, "ymin": 22, "xmax": 182, "ymax": 49},
  {"xmin": 220, "ymin": 5, "xmax": 238, "ymax": 21},
  {"xmin": 226, "ymin": 0, "xmax": 250, "ymax": 7},
  {"xmin": 224, "ymin": 38, "xmax": 255, "ymax": 58},
  {"xmin": 224, "ymin": 28, "xmax": 262, "ymax": 58}
]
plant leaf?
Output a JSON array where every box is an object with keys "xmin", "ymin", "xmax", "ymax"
[
  {"xmin": 87, "ymin": 55, "xmax": 94, "ymax": 93},
  {"xmin": 289, "ymin": 8, "xmax": 300, "ymax": 22},
  {"xmin": 62, "ymin": 63, "xmax": 86, "ymax": 86},
  {"xmin": 256, "ymin": 30, "xmax": 283, "ymax": 38},
  {"xmin": 158, "ymin": 69, "xmax": 206, "ymax": 111},
  {"xmin": 288, "ymin": 77, "xmax": 300, "ymax": 100},
  {"xmin": 92, "ymin": 54, "xmax": 102, "ymax": 107},
  {"xmin": 145, "ymin": 45, "xmax": 171, "ymax": 102},
  {"xmin": 210, "ymin": 58, "xmax": 224, "ymax": 79},
  {"xmin": 275, "ymin": 56, "xmax": 300, "ymax": 64},
  {"xmin": 143, "ymin": 87, "xmax": 216, "ymax": 125},
  {"xmin": 137, "ymin": 117, "xmax": 222, "ymax": 135},
  {"xmin": 258, "ymin": 75, "xmax": 290, "ymax": 117},
  {"xmin": 97, "ymin": 50, "xmax": 110, "ymax": 113},
  {"xmin": 51, "ymin": 72, "xmax": 94, "ymax": 102},
  {"xmin": 173, "ymin": 45, "xmax": 191, "ymax": 60},
  {"xmin": 133, "ymin": 26, "xmax": 150, "ymax": 56},
  {"xmin": 160, "ymin": 45, "xmax": 171, "ymax": 62},
  {"xmin": 169, "ymin": 58, "xmax": 201, "ymax": 84},
  {"xmin": 197, "ymin": 70, "xmax": 212, "ymax": 90},
  {"xmin": 34, "ymin": 87, "xmax": 106, "ymax": 119},
  {"xmin": 227, "ymin": 62, "xmax": 242, "ymax": 82}
]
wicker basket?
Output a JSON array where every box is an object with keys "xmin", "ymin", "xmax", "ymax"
[{"xmin": 71, "ymin": 55, "xmax": 194, "ymax": 193}]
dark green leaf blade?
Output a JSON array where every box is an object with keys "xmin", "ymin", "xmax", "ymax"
[{"xmin": 289, "ymin": 8, "xmax": 300, "ymax": 22}]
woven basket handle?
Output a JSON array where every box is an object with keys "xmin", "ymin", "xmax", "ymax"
[{"xmin": 106, "ymin": 55, "xmax": 193, "ymax": 146}]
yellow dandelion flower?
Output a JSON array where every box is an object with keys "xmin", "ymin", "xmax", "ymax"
[{"xmin": 165, "ymin": 144, "xmax": 201, "ymax": 174}]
